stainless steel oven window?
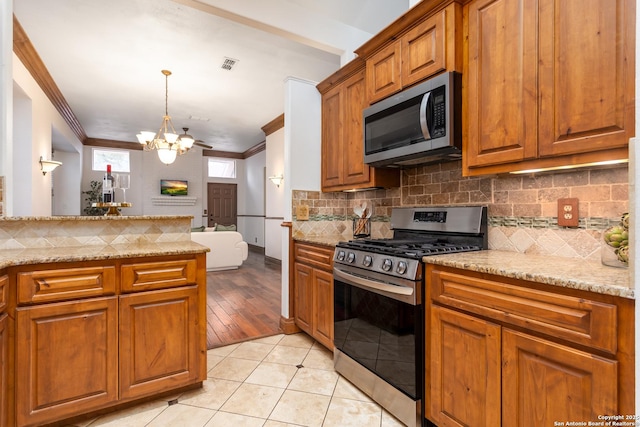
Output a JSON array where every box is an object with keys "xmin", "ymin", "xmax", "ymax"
[{"xmin": 333, "ymin": 277, "xmax": 422, "ymax": 399}]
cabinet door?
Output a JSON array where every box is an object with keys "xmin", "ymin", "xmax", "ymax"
[
  {"xmin": 465, "ymin": 0, "xmax": 538, "ymax": 168},
  {"xmin": 401, "ymin": 8, "xmax": 446, "ymax": 87},
  {"xmin": 342, "ymin": 70, "xmax": 371, "ymax": 186},
  {"xmin": 15, "ymin": 298, "xmax": 118, "ymax": 426},
  {"xmin": 428, "ymin": 305, "xmax": 501, "ymax": 426},
  {"xmin": 502, "ymin": 329, "xmax": 618, "ymax": 426},
  {"xmin": 119, "ymin": 286, "xmax": 200, "ymax": 400},
  {"xmin": 537, "ymin": 0, "xmax": 634, "ymax": 157},
  {"xmin": 312, "ymin": 268, "xmax": 334, "ymax": 350},
  {"xmin": 0, "ymin": 313, "xmax": 7, "ymax": 427},
  {"xmin": 0, "ymin": 274, "xmax": 7, "ymax": 313},
  {"xmin": 293, "ymin": 262, "xmax": 313, "ymax": 334},
  {"xmin": 366, "ymin": 42, "xmax": 402, "ymax": 104},
  {"xmin": 321, "ymin": 84, "xmax": 344, "ymax": 189}
]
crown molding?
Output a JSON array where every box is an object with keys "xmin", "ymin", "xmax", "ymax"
[
  {"xmin": 261, "ymin": 114, "xmax": 284, "ymax": 136},
  {"xmin": 13, "ymin": 15, "xmax": 87, "ymax": 143},
  {"xmin": 84, "ymin": 138, "xmax": 143, "ymax": 150}
]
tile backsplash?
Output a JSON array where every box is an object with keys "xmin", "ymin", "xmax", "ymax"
[{"xmin": 293, "ymin": 161, "xmax": 628, "ymax": 261}]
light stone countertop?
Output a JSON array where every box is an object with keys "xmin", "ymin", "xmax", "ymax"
[
  {"xmin": 423, "ymin": 250, "xmax": 633, "ymax": 299},
  {"xmin": 0, "ymin": 215, "xmax": 194, "ymax": 221},
  {"xmin": 0, "ymin": 241, "xmax": 209, "ymax": 269}
]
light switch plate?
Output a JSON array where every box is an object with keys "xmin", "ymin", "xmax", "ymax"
[
  {"xmin": 557, "ymin": 198, "xmax": 579, "ymax": 227},
  {"xmin": 296, "ymin": 205, "xmax": 309, "ymax": 221}
]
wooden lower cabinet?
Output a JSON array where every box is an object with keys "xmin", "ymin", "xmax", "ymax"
[
  {"xmin": 293, "ymin": 262, "xmax": 313, "ymax": 333},
  {"xmin": 312, "ymin": 269, "xmax": 333, "ymax": 348},
  {"xmin": 5, "ymin": 254, "xmax": 206, "ymax": 427},
  {"xmin": 119, "ymin": 286, "xmax": 200, "ymax": 400},
  {"xmin": 15, "ymin": 297, "xmax": 119, "ymax": 427},
  {"xmin": 502, "ymin": 330, "xmax": 617, "ymax": 426},
  {"xmin": 426, "ymin": 264, "xmax": 631, "ymax": 426},
  {"xmin": 429, "ymin": 306, "xmax": 501, "ymax": 426},
  {"xmin": 0, "ymin": 313, "xmax": 8, "ymax": 427},
  {"xmin": 293, "ymin": 242, "xmax": 334, "ymax": 350}
]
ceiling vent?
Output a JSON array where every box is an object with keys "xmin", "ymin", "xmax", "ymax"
[{"xmin": 221, "ymin": 57, "xmax": 239, "ymax": 71}]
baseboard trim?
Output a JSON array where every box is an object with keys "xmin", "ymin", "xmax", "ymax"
[
  {"xmin": 247, "ymin": 244, "xmax": 265, "ymax": 254},
  {"xmin": 265, "ymin": 255, "xmax": 282, "ymax": 266},
  {"xmin": 280, "ymin": 316, "xmax": 301, "ymax": 335}
]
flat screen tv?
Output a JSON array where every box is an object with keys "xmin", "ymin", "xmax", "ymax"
[{"xmin": 160, "ymin": 179, "xmax": 188, "ymax": 196}]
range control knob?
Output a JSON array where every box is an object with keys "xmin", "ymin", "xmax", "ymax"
[
  {"xmin": 346, "ymin": 252, "xmax": 356, "ymax": 263},
  {"xmin": 382, "ymin": 258, "xmax": 393, "ymax": 272},
  {"xmin": 336, "ymin": 250, "xmax": 346, "ymax": 261},
  {"xmin": 396, "ymin": 261, "xmax": 408, "ymax": 275},
  {"xmin": 363, "ymin": 255, "xmax": 373, "ymax": 267}
]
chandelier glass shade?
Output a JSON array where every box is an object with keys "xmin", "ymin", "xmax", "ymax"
[{"xmin": 136, "ymin": 70, "xmax": 193, "ymax": 165}]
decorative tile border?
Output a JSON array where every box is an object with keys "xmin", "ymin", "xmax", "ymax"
[{"xmin": 489, "ymin": 216, "xmax": 622, "ymax": 230}]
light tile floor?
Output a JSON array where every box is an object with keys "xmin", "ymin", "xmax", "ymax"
[{"xmin": 71, "ymin": 333, "xmax": 406, "ymax": 427}]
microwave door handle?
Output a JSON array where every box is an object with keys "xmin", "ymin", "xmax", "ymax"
[{"xmin": 419, "ymin": 92, "xmax": 431, "ymax": 140}]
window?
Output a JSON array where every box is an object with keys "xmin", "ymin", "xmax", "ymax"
[
  {"xmin": 92, "ymin": 148, "xmax": 130, "ymax": 172},
  {"xmin": 208, "ymin": 158, "xmax": 236, "ymax": 178}
]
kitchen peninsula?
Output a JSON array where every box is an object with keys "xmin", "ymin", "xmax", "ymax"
[{"xmin": 0, "ymin": 215, "xmax": 208, "ymax": 427}]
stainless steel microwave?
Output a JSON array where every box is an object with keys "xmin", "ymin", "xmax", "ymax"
[{"xmin": 363, "ymin": 71, "xmax": 461, "ymax": 168}]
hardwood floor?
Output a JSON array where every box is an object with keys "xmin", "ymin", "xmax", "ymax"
[{"xmin": 205, "ymin": 251, "xmax": 283, "ymax": 348}]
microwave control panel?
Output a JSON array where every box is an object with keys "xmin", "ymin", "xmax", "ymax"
[{"xmin": 430, "ymin": 85, "xmax": 446, "ymax": 138}]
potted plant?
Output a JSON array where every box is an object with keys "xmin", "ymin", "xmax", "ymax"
[{"xmin": 82, "ymin": 180, "xmax": 107, "ymax": 216}]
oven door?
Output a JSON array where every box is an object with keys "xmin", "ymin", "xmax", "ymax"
[{"xmin": 333, "ymin": 265, "xmax": 423, "ymax": 400}]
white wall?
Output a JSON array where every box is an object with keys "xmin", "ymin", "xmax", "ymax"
[
  {"xmin": 280, "ymin": 77, "xmax": 322, "ymax": 318},
  {"xmin": 52, "ymin": 149, "xmax": 81, "ymax": 215},
  {"xmin": 0, "ymin": 0, "xmax": 12, "ymax": 215},
  {"xmin": 12, "ymin": 84, "xmax": 32, "ymax": 216},
  {"xmin": 266, "ymin": 126, "xmax": 285, "ymax": 260},
  {"xmin": 11, "ymin": 52, "xmax": 83, "ymax": 216},
  {"xmin": 239, "ymin": 149, "xmax": 266, "ymax": 247}
]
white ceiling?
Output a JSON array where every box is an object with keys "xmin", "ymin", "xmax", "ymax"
[{"xmin": 13, "ymin": 0, "xmax": 410, "ymax": 153}]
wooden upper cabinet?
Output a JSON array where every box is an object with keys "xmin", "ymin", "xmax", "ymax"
[
  {"xmin": 465, "ymin": 0, "xmax": 538, "ymax": 168},
  {"xmin": 321, "ymin": 84, "xmax": 344, "ymax": 189},
  {"xmin": 319, "ymin": 61, "xmax": 400, "ymax": 191},
  {"xmin": 366, "ymin": 43, "xmax": 402, "ymax": 104},
  {"xmin": 464, "ymin": 0, "xmax": 634, "ymax": 175},
  {"xmin": 366, "ymin": 3, "xmax": 461, "ymax": 104},
  {"xmin": 538, "ymin": 0, "xmax": 633, "ymax": 157}
]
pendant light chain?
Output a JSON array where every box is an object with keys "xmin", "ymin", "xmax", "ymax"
[{"xmin": 165, "ymin": 70, "xmax": 169, "ymax": 117}]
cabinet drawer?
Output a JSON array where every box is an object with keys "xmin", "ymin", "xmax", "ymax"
[
  {"xmin": 294, "ymin": 243, "xmax": 334, "ymax": 271},
  {"xmin": 430, "ymin": 268, "xmax": 617, "ymax": 354},
  {"xmin": 17, "ymin": 266, "xmax": 116, "ymax": 304},
  {"xmin": 121, "ymin": 259, "xmax": 197, "ymax": 292},
  {"xmin": 0, "ymin": 275, "xmax": 7, "ymax": 312}
]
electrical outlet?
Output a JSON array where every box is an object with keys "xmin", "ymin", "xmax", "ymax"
[{"xmin": 557, "ymin": 198, "xmax": 579, "ymax": 227}]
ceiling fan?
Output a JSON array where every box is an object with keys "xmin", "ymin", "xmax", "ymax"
[{"xmin": 180, "ymin": 127, "xmax": 213, "ymax": 149}]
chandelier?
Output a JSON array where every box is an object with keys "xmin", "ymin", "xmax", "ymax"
[{"xmin": 136, "ymin": 70, "xmax": 194, "ymax": 165}]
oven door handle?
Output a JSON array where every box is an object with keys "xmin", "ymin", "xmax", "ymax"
[{"xmin": 334, "ymin": 267, "xmax": 414, "ymax": 296}]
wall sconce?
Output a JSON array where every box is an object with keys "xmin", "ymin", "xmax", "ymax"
[
  {"xmin": 39, "ymin": 156, "xmax": 62, "ymax": 175},
  {"xmin": 268, "ymin": 174, "xmax": 284, "ymax": 187}
]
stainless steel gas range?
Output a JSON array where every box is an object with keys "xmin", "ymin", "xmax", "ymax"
[{"xmin": 333, "ymin": 206, "xmax": 488, "ymax": 427}]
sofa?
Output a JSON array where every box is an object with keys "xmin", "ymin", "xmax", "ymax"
[{"xmin": 190, "ymin": 230, "xmax": 249, "ymax": 271}]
